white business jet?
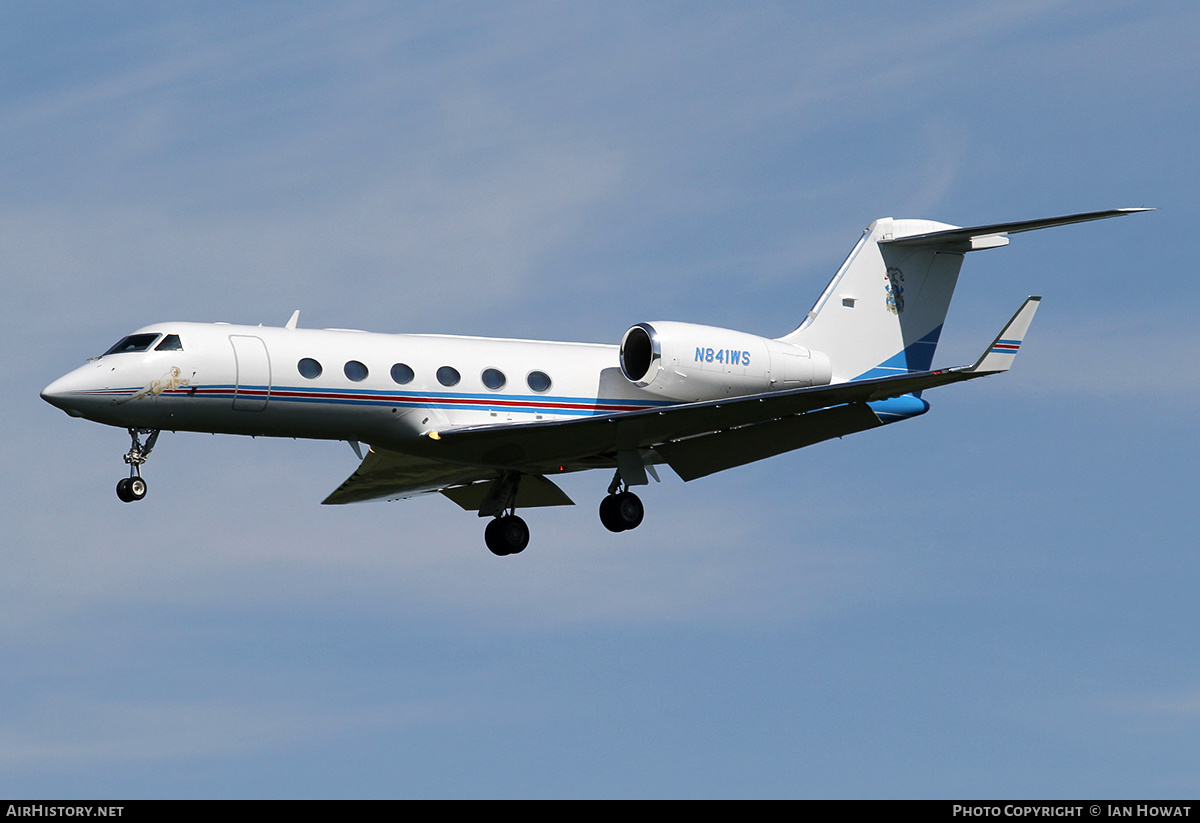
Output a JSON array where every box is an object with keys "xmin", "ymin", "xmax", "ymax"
[{"xmin": 42, "ymin": 209, "xmax": 1147, "ymax": 555}]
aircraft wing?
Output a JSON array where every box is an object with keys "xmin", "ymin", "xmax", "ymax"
[
  {"xmin": 321, "ymin": 449, "xmax": 501, "ymax": 505},
  {"xmin": 323, "ymin": 297, "xmax": 1040, "ymax": 505},
  {"xmin": 321, "ymin": 447, "xmax": 578, "ymax": 508}
]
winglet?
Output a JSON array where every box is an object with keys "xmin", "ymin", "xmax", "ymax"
[
  {"xmin": 285, "ymin": 310, "xmax": 300, "ymax": 330},
  {"xmin": 962, "ymin": 296, "xmax": 1041, "ymax": 374}
]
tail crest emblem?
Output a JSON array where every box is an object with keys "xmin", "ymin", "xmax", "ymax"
[{"xmin": 885, "ymin": 267, "xmax": 905, "ymax": 315}]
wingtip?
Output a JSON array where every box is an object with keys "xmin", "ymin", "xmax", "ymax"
[{"xmin": 966, "ymin": 297, "xmax": 1042, "ymax": 374}]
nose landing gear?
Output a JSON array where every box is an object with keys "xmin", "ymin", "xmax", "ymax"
[
  {"xmin": 116, "ymin": 428, "xmax": 158, "ymax": 503},
  {"xmin": 116, "ymin": 476, "xmax": 147, "ymax": 502}
]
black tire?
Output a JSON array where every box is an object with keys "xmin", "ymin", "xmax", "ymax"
[
  {"xmin": 484, "ymin": 518, "xmax": 510, "ymax": 556},
  {"xmin": 615, "ymin": 491, "xmax": 644, "ymax": 530},
  {"xmin": 485, "ymin": 515, "xmax": 529, "ymax": 556},
  {"xmin": 599, "ymin": 494, "xmax": 626, "ymax": 532},
  {"xmin": 496, "ymin": 514, "xmax": 529, "ymax": 555},
  {"xmin": 116, "ymin": 478, "xmax": 133, "ymax": 503}
]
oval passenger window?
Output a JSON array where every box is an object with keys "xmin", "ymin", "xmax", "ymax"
[
  {"xmin": 344, "ymin": 361, "xmax": 369, "ymax": 382},
  {"xmin": 298, "ymin": 358, "xmax": 323, "ymax": 379},
  {"xmin": 391, "ymin": 363, "xmax": 414, "ymax": 384},
  {"xmin": 527, "ymin": 370, "xmax": 552, "ymax": 393},
  {"xmin": 482, "ymin": 368, "xmax": 506, "ymax": 390}
]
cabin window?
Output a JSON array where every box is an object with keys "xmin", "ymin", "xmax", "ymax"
[
  {"xmin": 390, "ymin": 363, "xmax": 414, "ymax": 385},
  {"xmin": 298, "ymin": 358, "xmax": 323, "ymax": 379},
  {"xmin": 437, "ymin": 366, "xmax": 460, "ymax": 387},
  {"xmin": 154, "ymin": 334, "xmax": 183, "ymax": 352},
  {"xmin": 481, "ymin": 368, "xmax": 506, "ymax": 390},
  {"xmin": 103, "ymin": 333, "xmax": 160, "ymax": 355},
  {"xmin": 527, "ymin": 370, "xmax": 552, "ymax": 393},
  {"xmin": 344, "ymin": 360, "xmax": 369, "ymax": 382}
]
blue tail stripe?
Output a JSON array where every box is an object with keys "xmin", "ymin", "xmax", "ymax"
[{"xmin": 852, "ymin": 324, "xmax": 943, "ymax": 381}]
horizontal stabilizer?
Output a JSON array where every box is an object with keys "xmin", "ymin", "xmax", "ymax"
[{"xmin": 881, "ymin": 208, "xmax": 1152, "ymax": 252}]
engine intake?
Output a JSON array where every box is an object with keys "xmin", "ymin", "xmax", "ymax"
[{"xmin": 620, "ymin": 323, "xmax": 658, "ymax": 382}]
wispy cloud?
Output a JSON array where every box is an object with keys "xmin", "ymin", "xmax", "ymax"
[
  {"xmin": 0, "ymin": 696, "xmax": 459, "ymax": 768},
  {"xmin": 1019, "ymin": 315, "xmax": 1200, "ymax": 400}
]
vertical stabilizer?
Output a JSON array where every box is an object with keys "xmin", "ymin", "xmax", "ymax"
[
  {"xmin": 781, "ymin": 218, "xmax": 966, "ymax": 383},
  {"xmin": 781, "ymin": 208, "xmax": 1147, "ymax": 384}
]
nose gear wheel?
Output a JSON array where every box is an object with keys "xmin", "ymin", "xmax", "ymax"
[
  {"xmin": 116, "ymin": 476, "xmax": 148, "ymax": 502},
  {"xmin": 116, "ymin": 428, "xmax": 158, "ymax": 503}
]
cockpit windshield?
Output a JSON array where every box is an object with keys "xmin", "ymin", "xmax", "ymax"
[
  {"xmin": 103, "ymin": 333, "xmax": 161, "ymax": 356},
  {"xmin": 155, "ymin": 334, "xmax": 183, "ymax": 351}
]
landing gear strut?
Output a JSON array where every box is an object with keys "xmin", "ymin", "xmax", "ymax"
[
  {"xmin": 599, "ymin": 471, "xmax": 644, "ymax": 532},
  {"xmin": 116, "ymin": 428, "xmax": 158, "ymax": 503}
]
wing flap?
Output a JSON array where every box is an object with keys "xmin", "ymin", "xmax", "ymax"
[
  {"xmin": 440, "ymin": 474, "xmax": 574, "ymax": 512},
  {"xmin": 656, "ymin": 402, "xmax": 885, "ymax": 481},
  {"xmin": 322, "ymin": 448, "xmax": 500, "ymax": 505}
]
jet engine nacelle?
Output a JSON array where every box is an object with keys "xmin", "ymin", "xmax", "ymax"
[{"xmin": 619, "ymin": 321, "xmax": 832, "ymax": 402}]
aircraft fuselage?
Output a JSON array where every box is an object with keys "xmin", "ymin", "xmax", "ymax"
[{"xmin": 41, "ymin": 321, "xmax": 669, "ymax": 451}]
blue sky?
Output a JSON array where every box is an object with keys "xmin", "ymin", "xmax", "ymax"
[{"xmin": 4, "ymin": 1, "xmax": 1198, "ymax": 798}]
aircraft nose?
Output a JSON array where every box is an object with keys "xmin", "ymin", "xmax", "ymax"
[
  {"xmin": 41, "ymin": 376, "xmax": 67, "ymax": 405},
  {"xmin": 41, "ymin": 372, "xmax": 89, "ymax": 417}
]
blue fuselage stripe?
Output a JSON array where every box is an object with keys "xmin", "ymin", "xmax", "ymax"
[{"xmin": 68, "ymin": 384, "xmax": 674, "ymax": 417}]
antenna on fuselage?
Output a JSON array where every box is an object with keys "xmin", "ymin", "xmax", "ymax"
[{"xmin": 285, "ymin": 310, "xmax": 300, "ymax": 330}]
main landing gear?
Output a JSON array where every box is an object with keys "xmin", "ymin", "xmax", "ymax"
[
  {"xmin": 481, "ymin": 473, "xmax": 530, "ymax": 556},
  {"xmin": 599, "ymin": 491, "xmax": 644, "ymax": 532},
  {"xmin": 116, "ymin": 427, "xmax": 158, "ymax": 503},
  {"xmin": 599, "ymin": 471, "xmax": 644, "ymax": 533},
  {"xmin": 480, "ymin": 468, "xmax": 648, "ymax": 555},
  {"xmin": 484, "ymin": 514, "xmax": 530, "ymax": 556}
]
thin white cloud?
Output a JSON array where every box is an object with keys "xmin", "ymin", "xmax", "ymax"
[
  {"xmin": 1018, "ymin": 315, "xmax": 1200, "ymax": 400},
  {"xmin": 0, "ymin": 451, "xmax": 904, "ymax": 639},
  {"xmin": 0, "ymin": 696, "xmax": 460, "ymax": 768}
]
